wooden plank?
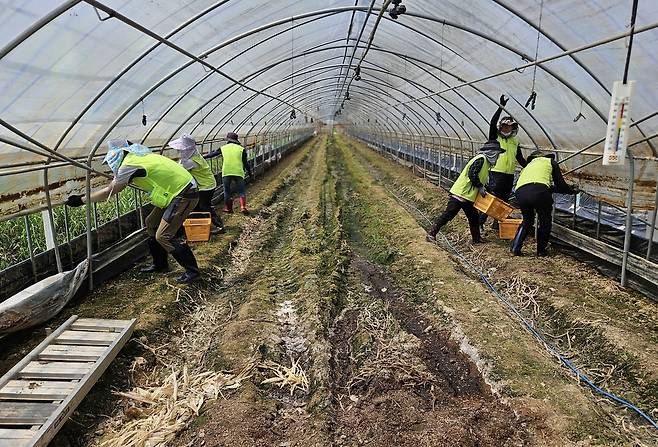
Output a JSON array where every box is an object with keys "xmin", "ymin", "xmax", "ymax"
[
  {"xmin": 17, "ymin": 362, "xmax": 93, "ymax": 380},
  {"xmin": 54, "ymin": 330, "xmax": 116, "ymax": 346},
  {"xmin": 70, "ymin": 319, "xmax": 128, "ymax": 332},
  {"xmin": 0, "ymin": 402, "xmax": 58, "ymax": 425},
  {"xmin": 30, "ymin": 319, "xmax": 137, "ymax": 447},
  {"xmin": 0, "ymin": 439, "xmax": 30, "ymax": 447},
  {"xmin": 38, "ymin": 345, "xmax": 106, "ymax": 362},
  {"xmin": 0, "ymin": 316, "xmax": 78, "ymax": 392},
  {"xmin": 0, "ymin": 428, "xmax": 36, "ymax": 439},
  {"xmin": 0, "ymin": 380, "xmax": 77, "ymax": 400}
]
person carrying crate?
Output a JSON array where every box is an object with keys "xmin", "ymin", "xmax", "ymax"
[
  {"xmin": 168, "ymin": 134, "xmax": 224, "ymax": 234},
  {"xmin": 426, "ymin": 140, "xmax": 504, "ymax": 244},
  {"xmin": 479, "ymin": 94, "xmax": 527, "ymax": 229},
  {"xmin": 66, "ymin": 139, "xmax": 201, "ymax": 283},
  {"xmin": 204, "ymin": 132, "xmax": 253, "ymax": 214},
  {"xmin": 510, "ymin": 150, "xmax": 579, "ymax": 257}
]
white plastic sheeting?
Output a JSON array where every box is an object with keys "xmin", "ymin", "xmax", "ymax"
[{"xmin": 0, "ymin": 1, "xmax": 657, "ymax": 214}]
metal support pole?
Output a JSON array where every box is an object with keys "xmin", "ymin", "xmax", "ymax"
[
  {"xmin": 24, "ymin": 215, "xmax": 38, "ymax": 282},
  {"xmin": 572, "ymin": 194, "xmax": 578, "ymax": 230},
  {"xmin": 621, "ymin": 152, "xmax": 635, "ymax": 287},
  {"xmin": 647, "ymin": 184, "xmax": 658, "ymax": 260},
  {"xmin": 63, "ymin": 204, "xmax": 73, "ymax": 266},
  {"xmin": 115, "ymin": 193, "xmax": 122, "ymax": 239},
  {"xmin": 596, "ymin": 201, "xmax": 602, "ymax": 240}
]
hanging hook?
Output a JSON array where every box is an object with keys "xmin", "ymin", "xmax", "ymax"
[
  {"xmin": 573, "ymin": 99, "xmax": 586, "ymax": 122},
  {"xmin": 141, "ymin": 99, "xmax": 147, "ymax": 126},
  {"xmin": 199, "ymin": 55, "xmax": 211, "ymax": 73},
  {"xmin": 524, "ymin": 91, "xmax": 537, "ymax": 110}
]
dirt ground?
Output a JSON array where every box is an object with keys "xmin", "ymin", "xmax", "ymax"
[{"xmin": 2, "ymin": 133, "xmax": 657, "ymax": 447}]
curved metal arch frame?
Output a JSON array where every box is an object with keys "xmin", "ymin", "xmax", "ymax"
[
  {"xmin": 167, "ymin": 49, "xmax": 483, "ymax": 149},
  {"xmin": 71, "ymin": 4, "xmax": 596, "ymax": 159},
  {"xmin": 267, "ymin": 91, "xmax": 414, "ymax": 138},
  {"xmin": 1, "ymin": 1, "xmax": 645, "ymax": 161},
  {"xmin": 158, "ymin": 43, "xmax": 546, "ymax": 151},
  {"xmin": 235, "ymin": 82, "xmax": 431, "ymax": 139},
  {"xmin": 208, "ymin": 70, "xmax": 451, "ymax": 144},
  {"xmin": 211, "ymin": 46, "xmax": 542, "ymax": 148},
  {"xmin": 216, "ymin": 74, "xmax": 445, "ymax": 144}
]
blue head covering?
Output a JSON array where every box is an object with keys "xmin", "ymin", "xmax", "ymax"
[{"xmin": 103, "ymin": 139, "xmax": 151, "ymax": 174}]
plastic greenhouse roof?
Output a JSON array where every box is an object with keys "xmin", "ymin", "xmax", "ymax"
[{"xmin": 0, "ymin": 1, "xmax": 657, "ymax": 214}]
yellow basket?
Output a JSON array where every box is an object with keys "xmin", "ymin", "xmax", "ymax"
[
  {"xmin": 183, "ymin": 212, "xmax": 212, "ymax": 242},
  {"xmin": 499, "ymin": 218, "xmax": 523, "ymax": 240},
  {"xmin": 474, "ymin": 193, "xmax": 514, "ymax": 221}
]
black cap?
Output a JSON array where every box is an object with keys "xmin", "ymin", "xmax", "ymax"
[
  {"xmin": 480, "ymin": 139, "xmax": 504, "ymax": 153},
  {"xmin": 226, "ymin": 132, "xmax": 240, "ymax": 144}
]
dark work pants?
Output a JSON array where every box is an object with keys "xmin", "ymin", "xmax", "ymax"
[
  {"xmin": 479, "ymin": 171, "xmax": 515, "ymax": 225},
  {"xmin": 516, "ymin": 183, "xmax": 553, "ymax": 253},
  {"xmin": 196, "ymin": 188, "xmax": 223, "ymax": 228},
  {"xmin": 222, "ymin": 175, "xmax": 246, "ymax": 199},
  {"xmin": 429, "ymin": 196, "xmax": 481, "ymax": 242}
]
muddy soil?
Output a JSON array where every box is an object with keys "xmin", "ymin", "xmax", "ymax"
[{"xmin": 5, "ymin": 133, "xmax": 656, "ymax": 447}]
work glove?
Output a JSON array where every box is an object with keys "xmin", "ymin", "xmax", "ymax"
[
  {"xmin": 479, "ymin": 187, "xmax": 487, "ymax": 198},
  {"xmin": 66, "ymin": 194, "xmax": 84, "ymax": 207},
  {"xmin": 500, "ymin": 94, "xmax": 509, "ymax": 107}
]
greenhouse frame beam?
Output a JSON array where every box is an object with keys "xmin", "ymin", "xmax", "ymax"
[
  {"xmin": 207, "ymin": 68, "xmax": 460, "ymax": 144},
  {"xmin": 242, "ymin": 81, "xmax": 440, "ymax": 140},
  {"xmin": 59, "ymin": 4, "xmax": 607, "ymax": 158},
  {"xmin": 162, "ymin": 43, "xmax": 548, "ymax": 151}
]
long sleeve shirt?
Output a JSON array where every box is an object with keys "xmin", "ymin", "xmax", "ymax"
[
  {"xmin": 550, "ymin": 159, "xmax": 575, "ymax": 194},
  {"xmin": 203, "ymin": 148, "xmax": 252, "ymax": 177},
  {"xmin": 489, "ymin": 106, "xmax": 527, "ymax": 168}
]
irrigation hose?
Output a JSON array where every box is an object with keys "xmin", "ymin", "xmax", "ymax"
[{"xmin": 382, "ymin": 184, "xmax": 658, "ymax": 431}]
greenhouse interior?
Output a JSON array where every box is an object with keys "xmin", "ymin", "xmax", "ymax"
[{"xmin": 0, "ymin": 1, "xmax": 657, "ymax": 446}]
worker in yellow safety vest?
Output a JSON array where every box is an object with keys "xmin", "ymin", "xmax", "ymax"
[
  {"xmin": 204, "ymin": 132, "xmax": 253, "ymax": 214},
  {"xmin": 169, "ymin": 134, "xmax": 224, "ymax": 234},
  {"xmin": 426, "ymin": 140, "xmax": 504, "ymax": 244},
  {"xmin": 511, "ymin": 150, "xmax": 579, "ymax": 257},
  {"xmin": 66, "ymin": 139, "xmax": 200, "ymax": 283},
  {"xmin": 479, "ymin": 95, "xmax": 527, "ymax": 229}
]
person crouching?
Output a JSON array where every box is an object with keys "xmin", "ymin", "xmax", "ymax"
[
  {"xmin": 426, "ymin": 140, "xmax": 504, "ymax": 244},
  {"xmin": 66, "ymin": 139, "xmax": 201, "ymax": 283}
]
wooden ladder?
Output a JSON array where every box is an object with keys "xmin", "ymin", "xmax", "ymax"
[{"xmin": 0, "ymin": 315, "xmax": 136, "ymax": 447}]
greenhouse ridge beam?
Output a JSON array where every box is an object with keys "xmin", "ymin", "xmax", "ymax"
[
  {"xmin": 332, "ymin": 0, "xmax": 380, "ymax": 105},
  {"xmin": 333, "ymin": 0, "xmax": 393, "ymax": 113}
]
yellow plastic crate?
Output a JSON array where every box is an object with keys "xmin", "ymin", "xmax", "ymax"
[
  {"xmin": 499, "ymin": 218, "xmax": 523, "ymax": 240},
  {"xmin": 474, "ymin": 192, "xmax": 514, "ymax": 221},
  {"xmin": 183, "ymin": 212, "xmax": 212, "ymax": 242}
]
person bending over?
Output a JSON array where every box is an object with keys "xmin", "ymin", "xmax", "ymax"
[
  {"xmin": 426, "ymin": 140, "xmax": 504, "ymax": 244},
  {"xmin": 67, "ymin": 139, "xmax": 200, "ymax": 283},
  {"xmin": 511, "ymin": 150, "xmax": 579, "ymax": 257}
]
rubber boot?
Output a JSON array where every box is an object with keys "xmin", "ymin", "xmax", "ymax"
[
  {"xmin": 536, "ymin": 229, "xmax": 550, "ymax": 257},
  {"xmin": 170, "ymin": 243, "xmax": 200, "ymax": 283},
  {"xmin": 510, "ymin": 225, "xmax": 528, "ymax": 256},
  {"xmin": 223, "ymin": 198, "xmax": 233, "ymax": 213},
  {"xmin": 239, "ymin": 196, "xmax": 249, "ymax": 215},
  {"xmin": 141, "ymin": 237, "xmax": 169, "ymax": 273}
]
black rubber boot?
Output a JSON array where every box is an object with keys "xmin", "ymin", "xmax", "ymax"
[
  {"xmin": 510, "ymin": 225, "xmax": 527, "ymax": 256},
  {"xmin": 141, "ymin": 237, "xmax": 169, "ymax": 273},
  {"xmin": 171, "ymin": 243, "xmax": 200, "ymax": 283}
]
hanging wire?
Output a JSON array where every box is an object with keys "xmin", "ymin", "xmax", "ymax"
[
  {"xmin": 437, "ymin": 20, "xmax": 446, "ymax": 123},
  {"xmin": 525, "ymin": 0, "xmax": 543, "ymax": 110},
  {"xmin": 141, "ymin": 99, "xmax": 147, "ymax": 126},
  {"xmin": 290, "ymin": 17, "xmax": 295, "ymax": 87}
]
